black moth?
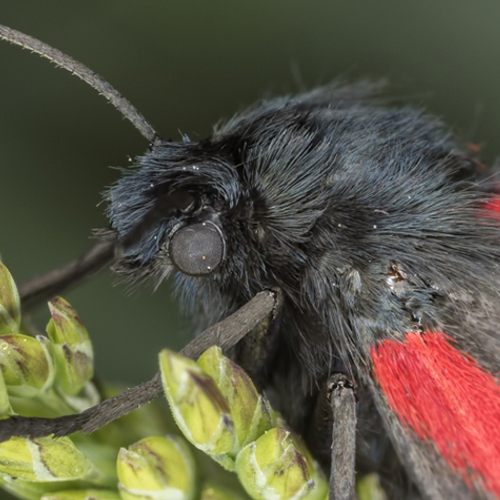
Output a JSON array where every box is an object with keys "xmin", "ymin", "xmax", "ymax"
[{"xmin": 3, "ymin": 24, "xmax": 500, "ymax": 500}]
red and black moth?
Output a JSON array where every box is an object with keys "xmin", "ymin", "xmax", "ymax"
[
  {"xmin": 368, "ymin": 201, "xmax": 500, "ymax": 498},
  {"xmin": 2, "ymin": 24, "xmax": 500, "ymax": 500}
]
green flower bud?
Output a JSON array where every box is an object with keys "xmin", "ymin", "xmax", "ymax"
[
  {"xmin": 0, "ymin": 262, "xmax": 20, "ymax": 335},
  {"xmin": 0, "ymin": 436, "xmax": 95, "ymax": 482},
  {"xmin": 46, "ymin": 297, "xmax": 93, "ymax": 396},
  {"xmin": 160, "ymin": 349, "xmax": 237, "ymax": 469},
  {"xmin": 117, "ymin": 435, "xmax": 196, "ymax": 500},
  {"xmin": 42, "ymin": 490, "xmax": 121, "ymax": 500},
  {"xmin": 196, "ymin": 347, "xmax": 275, "ymax": 449},
  {"xmin": 356, "ymin": 473, "xmax": 387, "ymax": 500},
  {"xmin": 201, "ymin": 484, "xmax": 245, "ymax": 500},
  {"xmin": 0, "ymin": 367, "xmax": 13, "ymax": 417},
  {"xmin": 0, "ymin": 334, "xmax": 55, "ymax": 398},
  {"xmin": 235, "ymin": 428, "xmax": 328, "ymax": 500}
]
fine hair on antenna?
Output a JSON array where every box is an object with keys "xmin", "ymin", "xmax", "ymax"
[
  {"xmin": 0, "ymin": 23, "xmax": 166, "ymax": 308},
  {"xmin": 0, "ymin": 24, "xmax": 158, "ymax": 143}
]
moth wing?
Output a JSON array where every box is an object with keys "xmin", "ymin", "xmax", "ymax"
[{"xmin": 368, "ymin": 330, "xmax": 500, "ymax": 500}]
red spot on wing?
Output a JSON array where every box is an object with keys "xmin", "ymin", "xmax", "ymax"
[
  {"xmin": 371, "ymin": 332, "xmax": 500, "ymax": 497},
  {"xmin": 483, "ymin": 197, "xmax": 500, "ymax": 217}
]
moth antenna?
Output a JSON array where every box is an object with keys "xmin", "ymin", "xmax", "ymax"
[
  {"xmin": 0, "ymin": 24, "xmax": 159, "ymax": 143},
  {"xmin": 19, "ymin": 191, "xmax": 193, "ymax": 310}
]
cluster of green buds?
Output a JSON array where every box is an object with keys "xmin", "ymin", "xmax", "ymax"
[
  {"xmin": 158, "ymin": 348, "xmax": 388, "ymax": 500},
  {"xmin": 0, "ymin": 261, "xmax": 268, "ymax": 500},
  {"xmin": 0, "ymin": 261, "xmax": 115, "ymax": 499},
  {"xmin": 159, "ymin": 347, "xmax": 328, "ymax": 500},
  {"xmin": 0, "ymin": 259, "xmax": 387, "ymax": 500},
  {"xmin": 0, "ymin": 264, "xmax": 98, "ymax": 418}
]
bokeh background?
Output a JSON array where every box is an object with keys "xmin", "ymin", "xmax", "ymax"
[{"xmin": 0, "ymin": 0, "xmax": 499, "ymax": 441}]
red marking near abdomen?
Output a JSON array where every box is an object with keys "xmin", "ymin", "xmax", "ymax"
[
  {"xmin": 371, "ymin": 332, "xmax": 500, "ymax": 497},
  {"xmin": 483, "ymin": 197, "xmax": 500, "ymax": 217}
]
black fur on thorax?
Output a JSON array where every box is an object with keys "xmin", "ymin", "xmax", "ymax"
[{"xmin": 107, "ymin": 83, "xmax": 500, "ymax": 408}]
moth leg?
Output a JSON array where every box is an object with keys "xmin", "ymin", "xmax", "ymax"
[
  {"xmin": 327, "ymin": 373, "xmax": 358, "ymax": 500},
  {"xmin": 19, "ymin": 191, "xmax": 193, "ymax": 311},
  {"xmin": 0, "ymin": 290, "xmax": 280, "ymax": 442},
  {"xmin": 231, "ymin": 289, "xmax": 284, "ymax": 388}
]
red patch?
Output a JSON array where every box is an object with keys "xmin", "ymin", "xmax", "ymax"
[
  {"xmin": 484, "ymin": 197, "xmax": 500, "ymax": 217},
  {"xmin": 371, "ymin": 332, "xmax": 500, "ymax": 497}
]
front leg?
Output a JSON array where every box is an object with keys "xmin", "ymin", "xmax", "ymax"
[
  {"xmin": 328, "ymin": 373, "xmax": 358, "ymax": 500},
  {"xmin": 231, "ymin": 288, "xmax": 284, "ymax": 389},
  {"xmin": 308, "ymin": 372, "xmax": 358, "ymax": 500},
  {"xmin": 0, "ymin": 290, "xmax": 281, "ymax": 442}
]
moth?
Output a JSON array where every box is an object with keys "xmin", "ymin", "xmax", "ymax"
[{"xmin": 2, "ymin": 24, "xmax": 500, "ymax": 500}]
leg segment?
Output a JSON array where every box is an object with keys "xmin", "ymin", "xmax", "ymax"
[
  {"xmin": 328, "ymin": 373, "xmax": 357, "ymax": 500},
  {"xmin": 0, "ymin": 289, "xmax": 281, "ymax": 442}
]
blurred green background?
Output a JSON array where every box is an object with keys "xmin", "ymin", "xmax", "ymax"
[{"xmin": 0, "ymin": 0, "xmax": 499, "ymax": 408}]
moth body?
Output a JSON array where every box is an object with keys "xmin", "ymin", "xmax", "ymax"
[{"xmin": 108, "ymin": 84, "xmax": 500, "ymax": 499}]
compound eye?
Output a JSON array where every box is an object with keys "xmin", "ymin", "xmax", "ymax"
[{"xmin": 169, "ymin": 221, "xmax": 225, "ymax": 276}]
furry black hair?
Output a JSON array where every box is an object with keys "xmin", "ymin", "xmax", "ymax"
[{"xmin": 107, "ymin": 83, "xmax": 500, "ymax": 498}]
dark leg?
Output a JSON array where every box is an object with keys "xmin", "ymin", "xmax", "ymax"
[
  {"xmin": 19, "ymin": 191, "xmax": 192, "ymax": 311},
  {"xmin": 231, "ymin": 290, "xmax": 283, "ymax": 389},
  {"xmin": 328, "ymin": 373, "xmax": 357, "ymax": 500},
  {"xmin": 0, "ymin": 289, "xmax": 281, "ymax": 442}
]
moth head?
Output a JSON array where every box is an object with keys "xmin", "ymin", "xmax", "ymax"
[
  {"xmin": 105, "ymin": 128, "xmax": 323, "ymax": 302},
  {"xmin": 105, "ymin": 100, "xmax": 355, "ymax": 300},
  {"xmin": 105, "ymin": 140, "xmax": 246, "ymax": 289}
]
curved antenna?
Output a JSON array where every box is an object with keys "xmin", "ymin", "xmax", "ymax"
[
  {"xmin": 19, "ymin": 190, "xmax": 193, "ymax": 311},
  {"xmin": 0, "ymin": 24, "xmax": 159, "ymax": 143}
]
